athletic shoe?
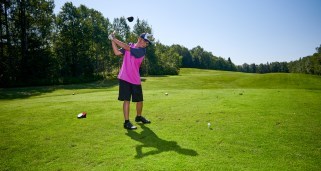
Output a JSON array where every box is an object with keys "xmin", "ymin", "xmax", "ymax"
[
  {"xmin": 124, "ymin": 121, "xmax": 137, "ymax": 130},
  {"xmin": 135, "ymin": 116, "xmax": 151, "ymax": 124}
]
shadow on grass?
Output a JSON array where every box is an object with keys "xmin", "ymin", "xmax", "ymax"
[
  {"xmin": 126, "ymin": 124, "xmax": 198, "ymax": 158},
  {"xmin": 0, "ymin": 79, "xmax": 119, "ymax": 100}
]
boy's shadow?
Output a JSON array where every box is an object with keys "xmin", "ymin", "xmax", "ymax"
[{"xmin": 125, "ymin": 124, "xmax": 198, "ymax": 158}]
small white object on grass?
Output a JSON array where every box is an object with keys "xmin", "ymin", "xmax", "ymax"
[
  {"xmin": 77, "ymin": 112, "xmax": 87, "ymax": 119},
  {"xmin": 165, "ymin": 92, "xmax": 168, "ymax": 96},
  {"xmin": 208, "ymin": 122, "xmax": 211, "ymax": 128}
]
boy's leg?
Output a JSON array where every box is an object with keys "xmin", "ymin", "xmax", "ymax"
[
  {"xmin": 132, "ymin": 85, "xmax": 150, "ymax": 124},
  {"xmin": 123, "ymin": 100, "xmax": 130, "ymax": 120},
  {"xmin": 123, "ymin": 100, "xmax": 137, "ymax": 129},
  {"xmin": 135, "ymin": 101, "xmax": 150, "ymax": 124},
  {"xmin": 119, "ymin": 80, "xmax": 137, "ymax": 130},
  {"xmin": 136, "ymin": 101, "xmax": 143, "ymax": 116}
]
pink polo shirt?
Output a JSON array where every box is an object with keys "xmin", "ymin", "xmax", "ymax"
[{"xmin": 118, "ymin": 43, "xmax": 145, "ymax": 85}]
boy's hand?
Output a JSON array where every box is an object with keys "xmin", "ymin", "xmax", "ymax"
[
  {"xmin": 108, "ymin": 33, "xmax": 114, "ymax": 40},
  {"xmin": 108, "ymin": 31, "xmax": 116, "ymax": 40}
]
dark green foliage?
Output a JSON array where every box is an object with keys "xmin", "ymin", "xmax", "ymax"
[
  {"xmin": 54, "ymin": 3, "xmax": 112, "ymax": 84},
  {"xmin": 288, "ymin": 52, "xmax": 321, "ymax": 75},
  {"xmin": 171, "ymin": 45, "xmax": 237, "ymax": 71},
  {"xmin": 0, "ymin": 0, "xmax": 55, "ymax": 87}
]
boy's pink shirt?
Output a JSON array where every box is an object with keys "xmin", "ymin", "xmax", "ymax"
[{"xmin": 118, "ymin": 44, "xmax": 144, "ymax": 85}]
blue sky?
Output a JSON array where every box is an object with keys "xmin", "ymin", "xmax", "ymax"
[{"xmin": 54, "ymin": 0, "xmax": 321, "ymax": 65}]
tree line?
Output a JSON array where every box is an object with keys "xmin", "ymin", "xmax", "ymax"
[
  {"xmin": 0, "ymin": 0, "xmax": 235, "ymax": 87},
  {"xmin": 235, "ymin": 45, "xmax": 321, "ymax": 75},
  {"xmin": 1, "ymin": 0, "xmax": 320, "ymax": 87},
  {"xmin": 287, "ymin": 46, "xmax": 321, "ymax": 75}
]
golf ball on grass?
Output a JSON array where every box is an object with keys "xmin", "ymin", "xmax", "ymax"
[
  {"xmin": 208, "ymin": 122, "xmax": 211, "ymax": 128},
  {"xmin": 165, "ymin": 92, "xmax": 168, "ymax": 96}
]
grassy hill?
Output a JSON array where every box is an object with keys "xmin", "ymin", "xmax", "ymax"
[{"xmin": 1, "ymin": 68, "xmax": 321, "ymax": 170}]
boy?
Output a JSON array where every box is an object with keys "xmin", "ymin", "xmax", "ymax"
[{"xmin": 109, "ymin": 32, "xmax": 153, "ymax": 130}]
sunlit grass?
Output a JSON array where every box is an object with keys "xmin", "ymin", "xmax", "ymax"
[{"xmin": 1, "ymin": 68, "xmax": 321, "ymax": 170}]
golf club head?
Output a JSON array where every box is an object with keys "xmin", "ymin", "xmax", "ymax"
[{"xmin": 127, "ymin": 16, "xmax": 134, "ymax": 22}]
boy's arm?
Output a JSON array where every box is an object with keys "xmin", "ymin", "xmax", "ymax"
[
  {"xmin": 112, "ymin": 38, "xmax": 130, "ymax": 51},
  {"xmin": 109, "ymin": 32, "xmax": 130, "ymax": 56},
  {"xmin": 111, "ymin": 41, "xmax": 123, "ymax": 56}
]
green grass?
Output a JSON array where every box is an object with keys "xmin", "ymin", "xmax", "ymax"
[{"xmin": 1, "ymin": 68, "xmax": 321, "ymax": 170}]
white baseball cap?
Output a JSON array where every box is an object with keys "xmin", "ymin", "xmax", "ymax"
[{"xmin": 140, "ymin": 33, "xmax": 154, "ymax": 45}]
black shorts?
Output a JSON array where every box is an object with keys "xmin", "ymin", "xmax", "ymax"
[{"xmin": 118, "ymin": 79, "xmax": 143, "ymax": 102}]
